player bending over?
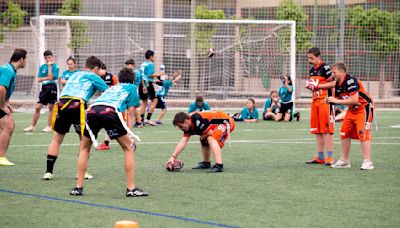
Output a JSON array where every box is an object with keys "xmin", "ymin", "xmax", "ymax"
[
  {"xmin": 166, "ymin": 111, "xmax": 235, "ymax": 173},
  {"xmin": 70, "ymin": 68, "xmax": 148, "ymax": 196},
  {"xmin": 42, "ymin": 56, "xmax": 109, "ymax": 180},
  {"xmin": 326, "ymin": 63, "xmax": 374, "ymax": 170}
]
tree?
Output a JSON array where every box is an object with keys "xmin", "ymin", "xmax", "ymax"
[
  {"xmin": 0, "ymin": 1, "xmax": 28, "ymax": 43},
  {"xmin": 59, "ymin": 0, "xmax": 90, "ymax": 62},
  {"xmin": 277, "ymin": 0, "xmax": 313, "ymax": 51},
  {"xmin": 194, "ymin": 6, "xmax": 225, "ymax": 52},
  {"xmin": 351, "ymin": 6, "xmax": 400, "ymax": 98}
]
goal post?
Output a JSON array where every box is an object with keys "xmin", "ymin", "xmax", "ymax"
[{"xmin": 36, "ymin": 15, "xmax": 296, "ymax": 106}]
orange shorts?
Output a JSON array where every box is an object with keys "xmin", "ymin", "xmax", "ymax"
[
  {"xmin": 340, "ymin": 105, "xmax": 373, "ymax": 141},
  {"xmin": 201, "ymin": 117, "xmax": 235, "ymax": 148},
  {"xmin": 310, "ymin": 98, "xmax": 334, "ymax": 134}
]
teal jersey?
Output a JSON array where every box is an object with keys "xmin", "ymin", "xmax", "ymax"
[
  {"xmin": 188, "ymin": 101, "xmax": 211, "ymax": 113},
  {"xmin": 140, "ymin": 61, "xmax": 155, "ymax": 83},
  {"xmin": 38, "ymin": 63, "xmax": 59, "ymax": 85},
  {"xmin": 279, "ymin": 85, "xmax": 293, "ymax": 103},
  {"xmin": 133, "ymin": 69, "xmax": 142, "ymax": 87},
  {"xmin": 240, "ymin": 107, "xmax": 259, "ymax": 119},
  {"xmin": 156, "ymin": 80, "xmax": 172, "ymax": 97},
  {"xmin": 92, "ymin": 83, "xmax": 140, "ymax": 113},
  {"xmin": 0, "ymin": 63, "xmax": 17, "ymax": 100},
  {"xmin": 263, "ymin": 98, "xmax": 279, "ymax": 113},
  {"xmin": 61, "ymin": 69, "xmax": 79, "ymax": 81},
  {"xmin": 60, "ymin": 71, "xmax": 109, "ymax": 102}
]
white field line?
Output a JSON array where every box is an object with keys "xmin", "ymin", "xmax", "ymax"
[{"xmin": 9, "ymin": 138, "xmax": 400, "ymax": 148}]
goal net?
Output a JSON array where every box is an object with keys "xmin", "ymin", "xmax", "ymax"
[{"xmin": 30, "ymin": 16, "xmax": 295, "ymax": 104}]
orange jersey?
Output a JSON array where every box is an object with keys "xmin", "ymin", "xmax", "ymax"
[
  {"xmin": 183, "ymin": 111, "xmax": 233, "ymax": 137},
  {"xmin": 309, "ymin": 62, "xmax": 334, "ymax": 99},
  {"xmin": 334, "ymin": 75, "xmax": 373, "ymax": 112},
  {"xmin": 103, "ymin": 72, "xmax": 118, "ymax": 87}
]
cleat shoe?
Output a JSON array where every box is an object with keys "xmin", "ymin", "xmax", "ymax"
[
  {"xmin": 331, "ymin": 160, "xmax": 351, "ymax": 169},
  {"xmin": 23, "ymin": 126, "xmax": 35, "ymax": 132},
  {"xmin": 76, "ymin": 172, "xmax": 94, "ymax": 179},
  {"xmin": 70, "ymin": 187, "xmax": 83, "ymax": 196},
  {"xmin": 43, "ymin": 172, "xmax": 54, "ymax": 180},
  {"xmin": 306, "ymin": 156, "xmax": 325, "ymax": 164},
  {"xmin": 360, "ymin": 160, "xmax": 374, "ymax": 170},
  {"xmin": 134, "ymin": 122, "xmax": 144, "ymax": 128},
  {"xmin": 207, "ymin": 164, "xmax": 224, "ymax": 173},
  {"xmin": 155, "ymin": 121, "xmax": 162, "ymax": 125},
  {"xmin": 41, "ymin": 126, "xmax": 52, "ymax": 132},
  {"xmin": 96, "ymin": 142, "xmax": 110, "ymax": 151},
  {"xmin": 324, "ymin": 157, "xmax": 335, "ymax": 166},
  {"xmin": 126, "ymin": 187, "xmax": 149, "ymax": 197},
  {"xmin": 294, "ymin": 112, "xmax": 300, "ymax": 122},
  {"xmin": 146, "ymin": 120, "xmax": 156, "ymax": 126},
  {"xmin": 0, "ymin": 157, "xmax": 15, "ymax": 166},
  {"xmin": 192, "ymin": 161, "xmax": 211, "ymax": 169}
]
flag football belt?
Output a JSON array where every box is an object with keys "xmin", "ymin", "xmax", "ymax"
[
  {"xmin": 51, "ymin": 96, "xmax": 86, "ymax": 137},
  {"xmin": 85, "ymin": 102, "xmax": 141, "ymax": 148}
]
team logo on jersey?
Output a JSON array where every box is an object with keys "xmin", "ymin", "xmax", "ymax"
[{"xmin": 347, "ymin": 79, "xmax": 355, "ymax": 85}]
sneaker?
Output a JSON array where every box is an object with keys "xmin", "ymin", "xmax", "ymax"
[
  {"xmin": 76, "ymin": 172, "xmax": 94, "ymax": 179},
  {"xmin": 96, "ymin": 142, "xmax": 110, "ymax": 151},
  {"xmin": 146, "ymin": 120, "xmax": 156, "ymax": 126},
  {"xmin": 126, "ymin": 187, "xmax": 149, "ymax": 197},
  {"xmin": 0, "ymin": 157, "xmax": 15, "ymax": 166},
  {"xmin": 360, "ymin": 160, "xmax": 374, "ymax": 170},
  {"xmin": 294, "ymin": 112, "xmax": 300, "ymax": 122},
  {"xmin": 23, "ymin": 126, "xmax": 35, "ymax": 132},
  {"xmin": 41, "ymin": 126, "xmax": 52, "ymax": 132},
  {"xmin": 324, "ymin": 157, "xmax": 335, "ymax": 166},
  {"xmin": 70, "ymin": 187, "xmax": 83, "ymax": 196},
  {"xmin": 207, "ymin": 164, "xmax": 224, "ymax": 173},
  {"xmin": 305, "ymin": 156, "xmax": 325, "ymax": 164},
  {"xmin": 331, "ymin": 160, "xmax": 351, "ymax": 169},
  {"xmin": 43, "ymin": 172, "xmax": 54, "ymax": 180},
  {"xmin": 192, "ymin": 161, "xmax": 211, "ymax": 169},
  {"xmin": 155, "ymin": 121, "xmax": 162, "ymax": 125}
]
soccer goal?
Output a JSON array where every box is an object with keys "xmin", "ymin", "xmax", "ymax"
[{"xmin": 33, "ymin": 15, "xmax": 295, "ymax": 102}]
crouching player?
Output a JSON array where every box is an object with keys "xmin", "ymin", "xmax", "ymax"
[
  {"xmin": 70, "ymin": 68, "xmax": 148, "ymax": 197},
  {"xmin": 166, "ymin": 111, "xmax": 235, "ymax": 173},
  {"xmin": 326, "ymin": 63, "xmax": 374, "ymax": 170}
]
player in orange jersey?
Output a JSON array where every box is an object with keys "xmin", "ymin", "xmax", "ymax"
[
  {"xmin": 305, "ymin": 47, "xmax": 336, "ymax": 166},
  {"xmin": 166, "ymin": 111, "xmax": 235, "ymax": 173},
  {"xmin": 326, "ymin": 63, "xmax": 374, "ymax": 170}
]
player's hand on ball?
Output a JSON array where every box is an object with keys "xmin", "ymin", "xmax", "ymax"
[
  {"xmin": 165, "ymin": 158, "xmax": 184, "ymax": 172},
  {"xmin": 305, "ymin": 79, "xmax": 319, "ymax": 91}
]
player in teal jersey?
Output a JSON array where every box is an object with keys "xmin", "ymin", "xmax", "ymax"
[
  {"xmin": 70, "ymin": 68, "xmax": 148, "ymax": 197},
  {"xmin": 139, "ymin": 50, "xmax": 162, "ymax": 126},
  {"xmin": 276, "ymin": 76, "xmax": 300, "ymax": 122},
  {"xmin": 0, "ymin": 49, "xmax": 27, "ymax": 166},
  {"xmin": 24, "ymin": 50, "xmax": 60, "ymax": 133},
  {"xmin": 233, "ymin": 98, "xmax": 259, "ymax": 123},
  {"xmin": 125, "ymin": 59, "xmax": 143, "ymax": 127},
  {"xmin": 43, "ymin": 56, "xmax": 109, "ymax": 180},
  {"xmin": 262, "ymin": 90, "xmax": 281, "ymax": 121},
  {"xmin": 188, "ymin": 96, "xmax": 211, "ymax": 115},
  {"xmin": 154, "ymin": 69, "xmax": 183, "ymax": 124},
  {"xmin": 60, "ymin": 56, "xmax": 79, "ymax": 85}
]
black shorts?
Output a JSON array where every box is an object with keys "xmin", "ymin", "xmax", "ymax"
[
  {"xmin": 53, "ymin": 98, "xmax": 87, "ymax": 135},
  {"xmin": 0, "ymin": 108, "xmax": 7, "ymax": 119},
  {"xmin": 84, "ymin": 105, "xmax": 127, "ymax": 140},
  {"xmin": 147, "ymin": 82, "xmax": 156, "ymax": 100},
  {"xmin": 38, "ymin": 84, "xmax": 57, "ymax": 105},
  {"xmin": 156, "ymin": 96, "xmax": 167, "ymax": 109},
  {"xmin": 280, "ymin": 102, "xmax": 293, "ymax": 115},
  {"xmin": 139, "ymin": 83, "xmax": 148, "ymax": 101}
]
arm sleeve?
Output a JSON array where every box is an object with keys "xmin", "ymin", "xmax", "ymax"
[
  {"xmin": 254, "ymin": 108, "xmax": 259, "ymax": 119},
  {"xmin": 263, "ymin": 99, "xmax": 270, "ymax": 113},
  {"xmin": 93, "ymin": 75, "xmax": 109, "ymax": 92},
  {"xmin": 346, "ymin": 78, "xmax": 360, "ymax": 95},
  {"xmin": 149, "ymin": 63, "xmax": 155, "ymax": 76},
  {"xmin": 0, "ymin": 68, "xmax": 11, "ymax": 88},
  {"xmin": 53, "ymin": 65, "xmax": 60, "ymax": 79},
  {"xmin": 37, "ymin": 65, "xmax": 44, "ymax": 77},
  {"xmin": 240, "ymin": 108, "xmax": 248, "ymax": 119}
]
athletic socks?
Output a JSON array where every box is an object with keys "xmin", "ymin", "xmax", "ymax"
[
  {"xmin": 317, "ymin": 152, "xmax": 324, "ymax": 160},
  {"xmin": 140, "ymin": 114, "xmax": 145, "ymax": 121},
  {"xmin": 46, "ymin": 155, "xmax": 58, "ymax": 173},
  {"xmin": 146, "ymin": 113, "xmax": 153, "ymax": 120},
  {"xmin": 327, "ymin": 151, "xmax": 333, "ymax": 158}
]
